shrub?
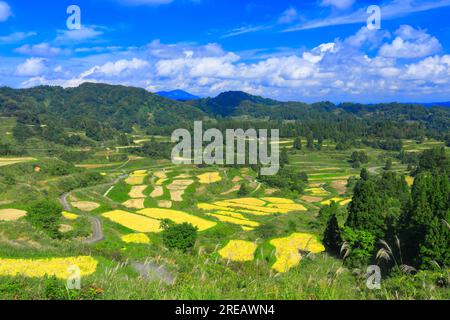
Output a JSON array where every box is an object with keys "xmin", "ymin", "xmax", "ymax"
[
  {"xmin": 161, "ymin": 220, "xmax": 198, "ymax": 252},
  {"xmin": 27, "ymin": 199, "xmax": 62, "ymax": 238}
]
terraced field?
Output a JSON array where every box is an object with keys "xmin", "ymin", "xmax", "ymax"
[{"xmin": 0, "ymin": 134, "xmax": 445, "ymax": 300}]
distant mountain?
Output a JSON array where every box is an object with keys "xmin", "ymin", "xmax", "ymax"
[
  {"xmin": 156, "ymin": 89, "xmax": 200, "ymax": 101},
  {"xmin": 421, "ymin": 102, "xmax": 450, "ymax": 108},
  {"xmin": 191, "ymin": 91, "xmax": 279, "ymax": 117}
]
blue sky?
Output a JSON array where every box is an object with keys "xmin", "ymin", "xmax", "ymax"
[{"xmin": 1, "ymin": 0, "xmax": 450, "ymax": 102}]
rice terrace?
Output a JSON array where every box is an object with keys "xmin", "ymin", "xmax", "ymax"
[{"xmin": 0, "ymin": 0, "xmax": 449, "ymax": 304}]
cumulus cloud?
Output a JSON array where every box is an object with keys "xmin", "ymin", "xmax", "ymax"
[
  {"xmin": 16, "ymin": 58, "xmax": 47, "ymax": 76},
  {"xmin": 379, "ymin": 25, "xmax": 442, "ymax": 58},
  {"xmin": 278, "ymin": 7, "xmax": 299, "ymax": 24},
  {"xmin": 15, "ymin": 43, "xmax": 63, "ymax": 57},
  {"xmin": 0, "ymin": 32, "xmax": 36, "ymax": 43},
  {"xmin": 321, "ymin": 0, "xmax": 355, "ymax": 10},
  {"xmin": 116, "ymin": 0, "xmax": 173, "ymax": 5},
  {"xmin": 15, "ymin": 25, "xmax": 450, "ymax": 101},
  {"xmin": 55, "ymin": 26, "xmax": 103, "ymax": 43},
  {"xmin": 0, "ymin": 1, "xmax": 11, "ymax": 22}
]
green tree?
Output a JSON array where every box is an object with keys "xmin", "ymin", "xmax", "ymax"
[
  {"xmin": 346, "ymin": 180, "xmax": 386, "ymax": 239},
  {"xmin": 384, "ymin": 159, "xmax": 393, "ymax": 171},
  {"xmin": 12, "ymin": 123, "xmax": 33, "ymax": 143},
  {"xmin": 280, "ymin": 147, "xmax": 289, "ymax": 166},
  {"xmin": 342, "ymin": 227, "xmax": 376, "ymax": 267},
  {"xmin": 161, "ymin": 220, "xmax": 198, "ymax": 252},
  {"xmin": 238, "ymin": 183, "xmax": 250, "ymax": 196},
  {"xmin": 293, "ymin": 137, "xmax": 302, "ymax": 150},
  {"xmin": 27, "ymin": 199, "xmax": 62, "ymax": 238},
  {"xmin": 323, "ymin": 214, "xmax": 343, "ymax": 256},
  {"xmin": 360, "ymin": 168, "xmax": 370, "ymax": 181},
  {"xmin": 419, "ymin": 218, "xmax": 450, "ymax": 269},
  {"xmin": 306, "ymin": 133, "xmax": 314, "ymax": 150}
]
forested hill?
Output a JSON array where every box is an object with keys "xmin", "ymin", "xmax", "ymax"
[
  {"xmin": 0, "ymin": 83, "xmax": 449, "ymax": 141},
  {"xmin": 0, "ymin": 83, "xmax": 205, "ymax": 132}
]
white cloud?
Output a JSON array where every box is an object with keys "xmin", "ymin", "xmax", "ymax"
[
  {"xmin": 16, "ymin": 58, "xmax": 47, "ymax": 76},
  {"xmin": 0, "ymin": 32, "xmax": 36, "ymax": 43},
  {"xmin": 14, "ymin": 25, "xmax": 450, "ymax": 102},
  {"xmin": 15, "ymin": 43, "xmax": 63, "ymax": 57},
  {"xmin": 379, "ymin": 25, "xmax": 441, "ymax": 58},
  {"xmin": 286, "ymin": 0, "xmax": 450, "ymax": 31},
  {"xmin": 55, "ymin": 26, "xmax": 103, "ymax": 43},
  {"xmin": 0, "ymin": 1, "xmax": 11, "ymax": 22},
  {"xmin": 117, "ymin": 0, "xmax": 173, "ymax": 5},
  {"xmin": 278, "ymin": 7, "xmax": 299, "ymax": 24},
  {"xmin": 321, "ymin": 0, "xmax": 355, "ymax": 10}
]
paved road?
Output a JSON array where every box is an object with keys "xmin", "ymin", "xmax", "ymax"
[{"xmin": 58, "ymin": 173, "xmax": 128, "ymax": 245}]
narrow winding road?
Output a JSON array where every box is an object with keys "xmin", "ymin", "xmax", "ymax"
[
  {"xmin": 59, "ymin": 173, "xmax": 128, "ymax": 245},
  {"xmin": 59, "ymin": 192, "xmax": 105, "ymax": 244}
]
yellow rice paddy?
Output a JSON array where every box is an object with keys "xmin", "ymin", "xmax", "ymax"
[
  {"xmin": 62, "ymin": 211, "xmax": 78, "ymax": 220},
  {"xmin": 125, "ymin": 170, "xmax": 148, "ymax": 185},
  {"xmin": 405, "ymin": 176, "xmax": 414, "ymax": 187},
  {"xmin": 320, "ymin": 197, "xmax": 344, "ymax": 206},
  {"xmin": 225, "ymin": 198, "xmax": 266, "ymax": 206},
  {"xmin": 137, "ymin": 208, "xmax": 216, "ymax": 231},
  {"xmin": 209, "ymin": 214, "xmax": 260, "ymax": 228},
  {"xmin": 218, "ymin": 240, "xmax": 257, "ymax": 262},
  {"xmin": 270, "ymin": 233, "xmax": 325, "ymax": 273},
  {"xmin": 0, "ymin": 256, "xmax": 98, "ymax": 279},
  {"xmin": 197, "ymin": 172, "xmax": 222, "ymax": 184},
  {"xmin": 121, "ymin": 233, "xmax": 150, "ymax": 244},
  {"xmin": 267, "ymin": 203, "xmax": 307, "ymax": 211},
  {"xmin": 261, "ymin": 197, "xmax": 295, "ymax": 204},
  {"xmin": 305, "ymin": 187, "xmax": 329, "ymax": 196},
  {"xmin": 102, "ymin": 210, "xmax": 163, "ymax": 233}
]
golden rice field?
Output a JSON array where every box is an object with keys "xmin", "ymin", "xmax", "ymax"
[
  {"xmin": 102, "ymin": 210, "xmax": 163, "ymax": 233},
  {"xmin": 209, "ymin": 213, "xmax": 260, "ymax": 228},
  {"xmin": 261, "ymin": 197, "xmax": 295, "ymax": 204},
  {"xmin": 197, "ymin": 172, "xmax": 222, "ymax": 184},
  {"xmin": 270, "ymin": 233, "xmax": 325, "ymax": 273},
  {"xmin": 218, "ymin": 240, "xmax": 257, "ymax": 262},
  {"xmin": 0, "ymin": 256, "xmax": 98, "ymax": 279},
  {"xmin": 125, "ymin": 170, "xmax": 148, "ymax": 185},
  {"xmin": 71, "ymin": 201, "xmax": 100, "ymax": 212},
  {"xmin": 214, "ymin": 211, "xmax": 248, "ymax": 220},
  {"xmin": 137, "ymin": 208, "xmax": 217, "ymax": 231},
  {"xmin": 0, "ymin": 209, "xmax": 27, "ymax": 221},
  {"xmin": 320, "ymin": 197, "xmax": 352, "ymax": 206},
  {"xmin": 305, "ymin": 187, "xmax": 329, "ymax": 196},
  {"xmin": 405, "ymin": 176, "xmax": 415, "ymax": 187},
  {"xmin": 226, "ymin": 198, "xmax": 266, "ymax": 206},
  {"xmin": 62, "ymin": 211, "xmax": 78, "ymax": 220},
  {"xmin": 121, "ymin": 233, "xmax": 150, "ymax": 244},
  {"xmin": 214, "ymin": 201, "xmax": 291, "ymax": 215}
]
